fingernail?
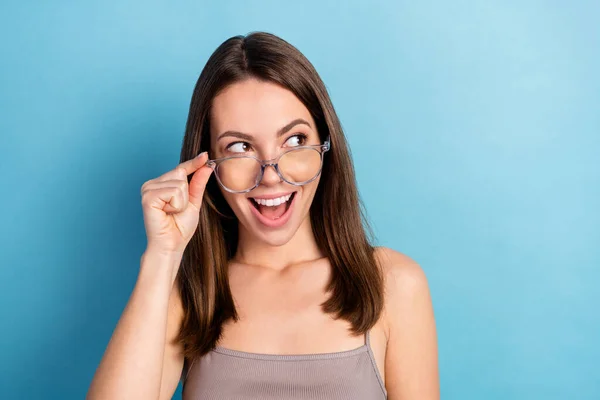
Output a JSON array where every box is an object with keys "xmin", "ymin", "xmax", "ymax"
[{"xmin": 196, "ymin": 151, "xmax": 207, "ymax": 158}]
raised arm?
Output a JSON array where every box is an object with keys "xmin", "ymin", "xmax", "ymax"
[
  {"xmin": 87, "ymin": 251, "xmax": 184, "ymax": 399},
  {"xmin": 87, "ymin": 152, "xmax": 213, "ymax": 399}
]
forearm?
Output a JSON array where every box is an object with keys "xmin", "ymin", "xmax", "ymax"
[{"xmin": 87, "ymin": 251, "xmax": 181, "ymax": 400}]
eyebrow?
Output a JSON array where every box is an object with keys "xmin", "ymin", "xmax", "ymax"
[{"xmin": 216, "ymin": 118, "xmax": 312, "ymax": 142}]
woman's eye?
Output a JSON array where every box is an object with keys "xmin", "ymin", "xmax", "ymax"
[
  {"xmin": 285, "ymin": 134, "xmax": 307, "ymax": 147},
  {"xmin": 227, "ymin": 142, "xmax": 250, "ymax": 153}
]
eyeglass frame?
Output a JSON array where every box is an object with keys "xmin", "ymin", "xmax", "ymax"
[{"xmin": 204, "ymin": 135, "xmax": 331, "ymax": 194}]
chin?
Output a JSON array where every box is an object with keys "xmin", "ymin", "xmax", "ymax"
[{"xmin": 251, "ymin": 226, "xmax": 300, "ymax": 247}]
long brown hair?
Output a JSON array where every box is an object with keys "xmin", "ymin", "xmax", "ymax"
[{"xmin": 176, "ymin": 31, "xmax": 384, "ymax": 364}]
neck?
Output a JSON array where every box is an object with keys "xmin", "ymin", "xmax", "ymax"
[{"xmin": 234, "ymin": 216, "xmax": 324, "ymax": 271}]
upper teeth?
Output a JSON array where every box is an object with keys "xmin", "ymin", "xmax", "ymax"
[{"xmin": 253, "ymin": 194, "xmax": 292, "ymax": 206}]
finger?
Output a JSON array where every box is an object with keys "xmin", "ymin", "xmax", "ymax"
[
  {"xmin": 187, "ymin": 164, "xmax": 214, "ymax": 210},
  {"xmin": 155, "ymin": 152, "xmax": 210, "ymax": 183},
  {"xmin": 142, "ymin": 187, "xmax": 186, "ymax": 214},
  {"xmin": 140, "ymin": 180, "xmax": 188, "ymax": 210}
]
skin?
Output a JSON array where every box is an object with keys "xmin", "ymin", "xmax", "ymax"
[
  {"xmin": 205, "ymin": 78, "xmax": 440, "ymax": 399},
  {"xmin": 209, "ymin": 78, "xmax": 324, "ymax": 260},
  {"xmin": 88, "ymin": 78, "xmax": 439, "ymax": 400}
]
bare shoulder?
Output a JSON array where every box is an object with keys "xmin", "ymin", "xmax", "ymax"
[
  {"xmin": 374, "ymin": 246, "xmax": 427, "ymax": 285},
  {"xmin": 373, "ymin": 246, "xmax": 431, "ymax": 326},
  {"xmin": 373, "ymin": 246, "xmax": 439, "ymax": 399}
]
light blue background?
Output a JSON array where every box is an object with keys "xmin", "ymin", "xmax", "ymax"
[{"xmin": 1, "ymin": 1, "xmax": 598, "ymax": 399}]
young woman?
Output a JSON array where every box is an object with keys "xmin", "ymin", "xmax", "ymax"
[{"xmin": 88, "ymin": 32, "xmax": 439, "ymax": 400}]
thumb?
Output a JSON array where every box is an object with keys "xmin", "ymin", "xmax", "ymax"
[{"xmin": 188, "ymin": 165, "xmax": 214, "ymax": 210}]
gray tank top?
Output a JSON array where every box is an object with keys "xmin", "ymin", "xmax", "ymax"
[{"xmin": 181, "ymin": 330, "xmax": 387, "ymax": 399}]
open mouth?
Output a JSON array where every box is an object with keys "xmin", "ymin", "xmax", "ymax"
[{"xmin": 249, "ymin": 192, "xmax": 296, "ymax": 220}]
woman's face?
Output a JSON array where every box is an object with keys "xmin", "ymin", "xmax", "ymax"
[{"xmin": 209, "ymin": 78, "xmax": 323, "ymax": 246}]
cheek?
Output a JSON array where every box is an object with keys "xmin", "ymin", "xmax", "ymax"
[
  {"xmin": 219, "ymin": 189, "xmax": 245, "ymax": 214},
  {"xmin": 301, "ymin": 178, "xmax": 321, "ymax": 206}
]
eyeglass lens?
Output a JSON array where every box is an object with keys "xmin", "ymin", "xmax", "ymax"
[{"xmin": 216, "ymin": 148, "xmax": 322, "ymax": 192}]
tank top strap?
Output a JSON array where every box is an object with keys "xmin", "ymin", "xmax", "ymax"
[{"xmin": 364, "ymin": 328, "xmax": 387, "ymax": 397}]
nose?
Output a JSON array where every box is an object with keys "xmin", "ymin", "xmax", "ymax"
[{"xmin": 259, "ymin": 163, "xmax": 282, "ymax": 186}]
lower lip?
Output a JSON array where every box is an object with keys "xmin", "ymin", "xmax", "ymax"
[{"xmin": 248, "ymin": 193, "xmax": 296, "ymax": 228}]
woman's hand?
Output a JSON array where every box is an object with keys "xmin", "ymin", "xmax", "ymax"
[{"xmin": 140, "ymin": 152, "xmax": 213, "ymax": 256}]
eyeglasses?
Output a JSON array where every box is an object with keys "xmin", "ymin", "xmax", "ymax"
[{"xmin": 205, "ymin": 136, "xmax": 331, "ymax": 193}]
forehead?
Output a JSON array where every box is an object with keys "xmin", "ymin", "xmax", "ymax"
[{"xmin": 210, "ymin": 78, "xmax": 315, "ymax": 139}]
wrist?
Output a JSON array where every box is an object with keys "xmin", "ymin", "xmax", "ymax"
[
  {"xmin": 140, "ymin": 249, "xmax": 183, "ymax": 285},
  {"xmin": 143, "ymin": 247, "xmax": 183, "ymax": 261}
]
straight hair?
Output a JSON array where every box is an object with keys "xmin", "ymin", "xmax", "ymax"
[{"xmin": 176, "ymin": 31, "xmax": 384, "ymax": 366}]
